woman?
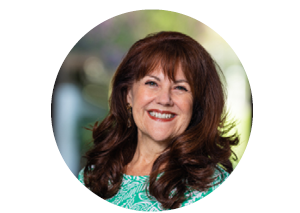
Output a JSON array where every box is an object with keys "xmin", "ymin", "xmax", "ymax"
[{"xmin": 78, "ymin": 31, "xmax": 239, "ymax": 211}]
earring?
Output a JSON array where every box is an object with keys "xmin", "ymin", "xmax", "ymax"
[{"xmin": 127, "ymin": 103, "xmax": 132, "ymax": 128}]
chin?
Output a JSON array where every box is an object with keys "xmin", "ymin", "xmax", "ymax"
[
  {"xmin": 152, "ymin": 137, "xmax": 170, "ymax": 143},
  {"xmin": 149, "ymin": 131, "xmax": 172, "ymax": 143}
]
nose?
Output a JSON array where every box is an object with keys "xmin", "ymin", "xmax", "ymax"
[{"xmin": 156, "ymin": 88, "xmax": 174, "ymax": 106}]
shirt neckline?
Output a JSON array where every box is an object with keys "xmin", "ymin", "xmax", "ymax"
[{"xmin": 122, "ymin": 173, "xmax": 149, "ymax": 181}]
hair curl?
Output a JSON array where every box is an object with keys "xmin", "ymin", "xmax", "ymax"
[{"xmin": 83, "ymin": 31, "xmax": 239, "ymax": 209}]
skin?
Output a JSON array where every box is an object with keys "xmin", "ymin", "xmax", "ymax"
[{"xmin": 126, "ymin": 67, "xmax": 193, "ymax": 176}]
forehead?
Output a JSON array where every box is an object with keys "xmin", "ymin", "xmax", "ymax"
[{"xmin": 147, "ymin": 66, "xmax": 188, "ymax": 81}]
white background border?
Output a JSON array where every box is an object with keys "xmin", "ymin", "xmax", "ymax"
[{"xmin": 1, "ymin": 1, "xmax": 299, "ymax": 212}]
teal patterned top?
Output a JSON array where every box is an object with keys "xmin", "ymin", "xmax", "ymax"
[{"xmin": 78, "ymin": 166, "xmax": 229, "ymax": 211}]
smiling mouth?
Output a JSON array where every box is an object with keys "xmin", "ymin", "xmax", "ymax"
[{"xmin": 147, "ymin": 110, "xmax": 176, "ymax": 121}]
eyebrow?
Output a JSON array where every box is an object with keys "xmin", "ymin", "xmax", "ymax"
[
  {"xmin": 146, "ymin": 75, "xmax": 161, "ymax": 81},
  {"xmin": 174, "ymin": 79, "xmax": 189, "ymax": 84},
  {"xmin": 146, "ymin": 75, "xmax": 189, "ymax": 84}
]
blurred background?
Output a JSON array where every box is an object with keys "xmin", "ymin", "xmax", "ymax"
[{"xmin": 51, "ymin": 10, "xmax": 252, "ymax": 176}]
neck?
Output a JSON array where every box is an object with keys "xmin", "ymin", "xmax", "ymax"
[{"xmin": 125, "ymin": 133, "xmax": 167, "ymax": 176}]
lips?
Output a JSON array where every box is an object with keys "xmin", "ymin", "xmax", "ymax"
[{"xmin": 147, "ymin": 109, "xmax": 177, "ymax": 122}]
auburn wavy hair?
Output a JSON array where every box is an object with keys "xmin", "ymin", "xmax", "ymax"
[{"xmin": 83, "ymin": 31, "xmax": 239, "ymax": 209}]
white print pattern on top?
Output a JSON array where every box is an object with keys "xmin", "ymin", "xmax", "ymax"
[{"xmin": 78, "ymin": 166, "xmax": 229, "ymax": 211}]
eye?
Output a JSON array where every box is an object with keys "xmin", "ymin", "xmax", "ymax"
[
  {"xmin": 145, "ymin": 81, "xmax": 158, "ymax": 87},
  {"xmin": 175, "ymin": 86, "xmax": 188, "ymax": 91}
]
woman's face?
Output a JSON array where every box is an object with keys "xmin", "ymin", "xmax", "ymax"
[{"xmin": 127, "ymin": 67, "xmax": 193, "ymax": 144}]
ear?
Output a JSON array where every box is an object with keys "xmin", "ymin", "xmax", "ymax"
[{"xmin": 127, "ymin": 88, "xmax": 133, "ymax": 106}]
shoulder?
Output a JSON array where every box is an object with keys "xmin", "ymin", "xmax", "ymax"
[
  {"xmin": 78, "ymin": 168, "xmax": 85, "ymax": 185},
  {"xmin": 211, "ymin": 165, "xmax": 230, "ymax": 187},
  {"xmin": 181, "ymin": 165, "xmax": 230, "ymax": 207}
]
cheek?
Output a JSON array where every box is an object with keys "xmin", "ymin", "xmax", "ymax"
[
  {"xmin": 178, "ymin": 97, "xmax": 193, "ymax": 114},
  {"xmin": 132, "ymin": 89, "xmax": 154, "ymax": 107},
  {"xmin": 131, "ymin": 91, "xmax": 153, "ymax": 123}
]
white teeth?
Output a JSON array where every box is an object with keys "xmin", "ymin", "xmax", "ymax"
[{"xmin": 149, "ymin": 111, "xmax": 174, "ymax": 119}]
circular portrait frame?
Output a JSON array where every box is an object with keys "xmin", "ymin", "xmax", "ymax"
[{"xmin": 51, "ymin": 9, "xmax": 252, "ymax": 212}]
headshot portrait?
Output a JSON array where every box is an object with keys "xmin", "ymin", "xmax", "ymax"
[{"xmin": 52, "ymin": 10, "xmax": 252, "ymax": 211}]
